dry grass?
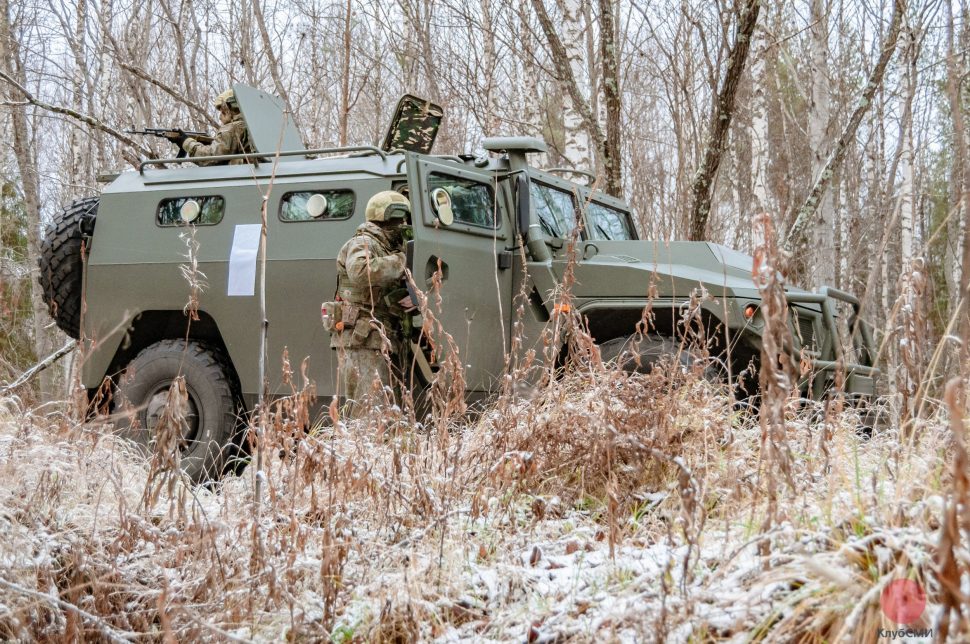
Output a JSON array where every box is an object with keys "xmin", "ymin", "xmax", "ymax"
[{"xmin": 1, "ymin": 343, "xmax": 968, "ymax": 642}]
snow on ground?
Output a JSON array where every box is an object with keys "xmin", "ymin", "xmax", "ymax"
[{"xmin": 0, "ymin": 376, "xmax": 966, "ymax": 642}]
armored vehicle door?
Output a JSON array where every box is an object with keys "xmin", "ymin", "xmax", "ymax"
[{"xmin": 405, "ymin": 154, "xmax": 514, "ymax": 392}]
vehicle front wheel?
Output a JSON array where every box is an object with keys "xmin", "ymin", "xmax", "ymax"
[
  {"xmin": 598, "ymin": 334, "xmax": 723, "ymax": 382},
  {"xmin": 115, "ymin": 339, "xmax": 242, "ymax": 483}
]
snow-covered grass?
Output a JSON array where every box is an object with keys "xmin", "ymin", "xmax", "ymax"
[{"xmin": 1, "ymin": 354, "xmax": 967, "ymax": 642}]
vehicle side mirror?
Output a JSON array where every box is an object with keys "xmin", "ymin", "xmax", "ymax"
[{"xmin": 516, "ymin": 174, "xmax": 530, "ymax": 235}]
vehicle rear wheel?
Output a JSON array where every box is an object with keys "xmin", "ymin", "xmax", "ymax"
[
  {"xmin": 37, "ymin": 197, "xmax": 99, "ymax": 339},
  {"xmin": 598, "ymin": 334, "xmax": 723, "ymax": 381},
  {"xmin": 115, "ymin": 339, "xmax": 242, "ymax": 483}
]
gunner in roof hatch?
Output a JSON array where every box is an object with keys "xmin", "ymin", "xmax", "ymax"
[{"xmin": 182, "ymin": 89, "xmax": 255, "ymax": 166}]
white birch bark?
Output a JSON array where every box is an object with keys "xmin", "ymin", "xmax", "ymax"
[
  {"xmin": 480, "ymin": 0, "xmax": 500, "ymax": 137},
  {"xmin": 899, "ymin": 27, "xmax": 916, "ymax": 267},
  {"xmin": 558, "ymin": 0, "xmax": 592, "ymax": 169},
  {"xmin": 809, "ymin": 0, "xmax": 836, "ymax": 286},
  {"xmin": 749, "ymin": 23, "xmax": 770, "ymax": 251},
  {"xmin": 517, "ymin": 4, "xmax": 548, "ymax": 166},
  {"xmin": 0, "ymin": 0, "xmax": 54, "ymax": 399}
]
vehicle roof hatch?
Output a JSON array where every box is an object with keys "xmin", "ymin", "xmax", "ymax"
[
  {"xmin": 381, "ymin": 94, "xmax": 443, "ymax": 154},
  {"xmin": 233, "ymin": 83, "xmax": 306, "ymax": 160}
]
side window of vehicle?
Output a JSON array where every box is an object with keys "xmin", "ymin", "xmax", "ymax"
[
  {"xmin": 279, "ymin": 190, "xmax": 355, "ymax": 221},
  {"xmin": 531, "ymin": 182, "xmax": 577, "ymax": 238},
  {"xmin": 585, "ymin": 201, "xmax": 636, "ymax": 240},
  {"xmin": 427, "ymin": 173, "xmax": 495, "ymax": 228},
  {"xmin": 157, "ymin": 196, "xmax": 225, "ymax": 227}
]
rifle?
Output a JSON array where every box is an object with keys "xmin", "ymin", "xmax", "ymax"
[{"xmin": 127, "ymin": 128, "xmax": 214, "ymax": 158}]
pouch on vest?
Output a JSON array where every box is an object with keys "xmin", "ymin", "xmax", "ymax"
[
  {"xmin": 351, "ymin": 318, "xmax": 373, "ymax": 343},
  {"xmin": 321, "ymin": 301, "xmax": 340, "ymax": 332},
  {"xmin": 341, "ymin": 303, "xmax": 360, "ymax": 327}
]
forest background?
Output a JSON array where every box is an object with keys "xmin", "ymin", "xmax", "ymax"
[{"xmin": 1, "ymin": 0, "xmax": 968, "ymax": 395}]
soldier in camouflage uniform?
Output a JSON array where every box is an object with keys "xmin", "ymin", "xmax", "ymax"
[
  {"xmin": 329, "ymin": 191, "xmax": 411, "ymax": 417},
  {"xmin": 182, "ymin": 89, "xmax": 254, "ymax": 166}
]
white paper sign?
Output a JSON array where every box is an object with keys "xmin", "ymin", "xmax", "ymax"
[{"xmin": 227, "ymin": 224, "xmax": 262, "ymax": 296}]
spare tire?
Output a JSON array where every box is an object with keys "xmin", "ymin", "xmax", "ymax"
[{"xmin": 37, "ymin": 196, "xmax": 99, "ymax": 339}]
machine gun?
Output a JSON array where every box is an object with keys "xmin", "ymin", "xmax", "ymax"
[{"xmin": 127, "ymin": 128, "xmax": 214, "ymax": 158}]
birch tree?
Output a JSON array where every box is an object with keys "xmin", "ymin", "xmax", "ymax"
[
  {"xmin": 785, "ymin": 0, "xmax": 907, "ymax": 259},
  {"xmin": 807, "ymin": 0, "xmax": 836, "ymax": 285},
  {"xmin": 0, "ymin": 0, "xmax": 52, "ymax": 397},
  {"xmin": 947, "ymin": 1, "xmax": 970, "ymax": 369},
  {"xmin": 557, "ymin": 0, "xmax": 593, "ymax": 169}
]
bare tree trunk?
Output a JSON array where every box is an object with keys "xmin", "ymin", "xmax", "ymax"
[
  {"xmin": 517, "ymin": 3, "xmax": 542, "ymax": 136},
  {"xmin": 558, "ymin": 0, "xmax": 592, "ymax": 169},
  {"xmin": 480, "ymin": 0, "xmax": 499, "ymax": 137},
  {"xmin": 68, "ymin": 0, "xmax": 89, "ymax": 199},
  {"xmin": 531, "ymin": 0, "xmax": 604, "ymax": 169},
  {"xmin": 0, "ymin": 0, "xmax": 52, "ymax": 399},
  {"xmin": 252, "ymin": 0, "xmax": 302, "ymax": 139},
  {"xmin": 749, "ymin": 20, "xmax": 770, "ymax": 241},
  {"xmin": 598, "ymin": 0, "xmax": 622, "ymax": 196},
  {"xmin": 338, "ymin": 0, "xmax": 351, "ymax": 146},
  {"xmin": 784, "ymin": 0, "xmax": 906, "ymax": 254},
  {"xmin": 687, "ymin": 0, "xmax": 760, "ymax": 241},
  {"xmin": 947, "ymin": 1, "xmax": 970, "ymax": 370},
  {"xmin": 398, "ymin": 0, "xmax": 442, "ymax": 103},
  {"xmin": 236, "ymin": 0, "xmax": 257, "ymax": 85},
  {"xmin": 898, "ymin": 26, "xmax": 917, "ymax": 268},
  {"xmin": 808, "ymin": 0, "xmax": 836, "ymax": 285}
]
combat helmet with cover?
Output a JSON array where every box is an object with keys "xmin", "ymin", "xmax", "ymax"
[
  {"xmin": 214, "ymin": 89, "xmax": 238, "ymax": 111},
  {"xmin": 366, "ymin": 190, "xmax": 410, "ymax": 223}
]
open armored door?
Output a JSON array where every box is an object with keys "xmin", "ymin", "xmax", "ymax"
[
  {"xmin": 405, "ymin": 153, "xmax": 514, "ymax": 393},
  {"xmin": 232, "ymin": 84, "xmax": 306, "ymax": 160}
]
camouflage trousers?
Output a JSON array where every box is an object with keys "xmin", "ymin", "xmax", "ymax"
[{"xmin": 337, "ymin": 348, "xmax": 392, "ymax": 418}]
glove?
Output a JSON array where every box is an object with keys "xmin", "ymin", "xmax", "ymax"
[
  {"xmin": 162, "ymin": 130, "xmax": 186, "ymax": 146},
  {"xmin": 390, "ymin": 251, "xmax": 406, "ymax": 274}
]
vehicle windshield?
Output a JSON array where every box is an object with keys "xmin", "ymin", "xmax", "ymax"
[
  {"xmin": 531, "ymin": 182, "xmax": 577, "ymax": 238},
  {"xmin": 585, "ymin": 201, "xmax": 635, "ymax": 240}
]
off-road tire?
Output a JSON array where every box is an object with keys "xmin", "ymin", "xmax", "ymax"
[
  {"xmin": 115, "ymin": 339, "xmax": 242, "ymax": 483},
  {"xmin": 37, "ymin": 196, "xmax": 99, "ymax": 339},
  {"xmin": 598, "ymin": 334, "xmax": 723, "ymax": 381}
]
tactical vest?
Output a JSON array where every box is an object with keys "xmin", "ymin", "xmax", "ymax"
[
  {"xmin": 335, "ymin": 227, "xmax": 396, "ymax": 308},
  {"xmin": 227, "ymin": 117, "xmax": 256, "ymax": 166},
  {"xmin": 330, "ymin": 225, "xmax": 401, "ymax": 350}
]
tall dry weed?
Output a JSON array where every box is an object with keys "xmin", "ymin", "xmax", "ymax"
[
  {"xmin": 750, "ymin": 213, "xmax": 796, "ymax": 532},
  {"xmin": 933, "ymin": 378, "xmax": 970, "ymax": 639}
]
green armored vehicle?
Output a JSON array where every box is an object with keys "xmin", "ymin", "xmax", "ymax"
[{"xmin": 38, "ymin": 85, "xmax": 879, "ymax": 480}]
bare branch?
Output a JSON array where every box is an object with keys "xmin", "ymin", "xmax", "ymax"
[
  {"xmin": 0, "ymin": 68, "xmax": 153, "ymax": 158},
  {"xmin": 115, "ymin": 60, "xmax": 219, "ymax": 129}
]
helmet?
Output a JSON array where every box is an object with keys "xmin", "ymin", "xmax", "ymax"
[
  {"xmin": 365, "ymin": 191, "xmax": 410, "ymax": 223},
  {"xmin": 214, "ymin": 89, "xmax": 238, "ymax": 110}
]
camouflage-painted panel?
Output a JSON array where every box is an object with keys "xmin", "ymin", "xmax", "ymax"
[{"xmin": 381, "ymin": 95, "xmax": 443, "ymax": 154}]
